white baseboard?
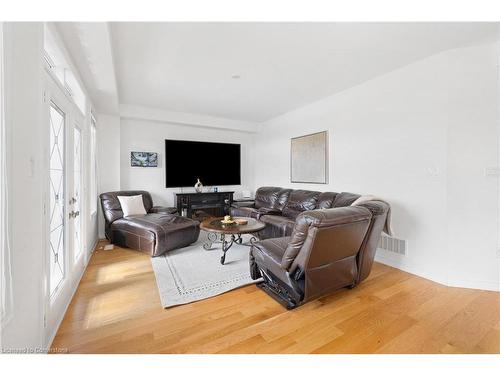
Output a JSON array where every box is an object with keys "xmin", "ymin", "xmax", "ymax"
[
  {"xmin": 374, "ymin": 251, "xmax": 447, "ymax": 286},
  {"xmin": 375, "ymin": 249, "xmax": 500, "ymax": 292},
  {"xmin": 446, "ymin": 278, "xmax": 500, "ymax": 292}
]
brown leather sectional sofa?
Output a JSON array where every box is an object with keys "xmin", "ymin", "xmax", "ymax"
[
  {"xmin": 100, "ymin": 191, "xmax": 200, "ymax": 257},
  {"xmin": 99, "ymin": 187, "xmax": 388, "ymax": 310},
  {"xmin": 231, "ymin": 187, "xmax": 389, "ymax": 309}
]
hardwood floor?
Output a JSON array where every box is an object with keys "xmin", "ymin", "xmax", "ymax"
[{"xmin": 51, "ymin": 240, "xmax": 500, "ymax": 354}]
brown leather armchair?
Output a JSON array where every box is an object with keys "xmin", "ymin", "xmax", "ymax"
[
  {"xmin": 250, "ymin": 201, "xmax": 389, "ymax": 309},
  {"xmin": 100, "ymin": 190, "xmax": 199, "ymax": 257}
]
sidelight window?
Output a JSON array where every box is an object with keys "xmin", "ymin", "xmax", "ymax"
[{"xmin": 49, "ymin": 103, "xmax": 66, "ymax": 295}]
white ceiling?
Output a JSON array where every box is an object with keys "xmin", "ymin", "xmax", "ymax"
[
  {"xmin": 56, "ymin": 22, "xmax": 120, "ymax": 114},
  {"xmin": 59, "ymin": 22, "xmax": 499, "ymax": 123}
]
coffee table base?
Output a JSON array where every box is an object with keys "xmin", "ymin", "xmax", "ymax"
[{"xmin": 203, "ymin": 233, "xmax": 258, "ymax": 264}]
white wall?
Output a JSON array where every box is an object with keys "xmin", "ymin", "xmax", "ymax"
[
  {"xmin": 445, "ymin": 45, "xmax": 500, "ymax": 290},
  {"xmin": 119, "ymin": 118, "xmax": 255, "ymax": 209},
  {"xmin": 1, "ymin": 22, "xmax": 100, "ymax": 350},
  {"xmin": 96, "ymin": 114, "xmax": 121, "ymax": 239},
  {"xmin": 1, "ymin": 22, "xmax": 45, "ymax": 350},
  {"xmin": 254, "ymin": 42, "xmax": 500, "ymax": 291}
]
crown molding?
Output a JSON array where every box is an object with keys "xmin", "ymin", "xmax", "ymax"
[{"xmin": 119, "ymin": 104, "xmax": 260, "ymax": 133}]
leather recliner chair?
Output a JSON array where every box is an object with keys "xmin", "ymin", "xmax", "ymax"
[
  {"xmin": 249, "ymin": 200, "xmax": 389, "ymax": 309},
  {"xmin": 100, "ymin": 190, "xmax": 200, "ymax": 257}
]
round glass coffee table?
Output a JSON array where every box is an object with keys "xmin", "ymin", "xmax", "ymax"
[{"xmin": 200, "ymin": 217, "xmax": 266, "ymax": 265}]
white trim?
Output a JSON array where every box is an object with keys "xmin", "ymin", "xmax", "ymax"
[
  {"xmin": 375, "ymin": 249, "xmax": 500, "ymax": 292},
  {"xmin": 89, "ymin": 114, "xmax": 97, "ymax": 216},
  {"xmin": 375, "ymin": 251, "xmax": 447, "ymax": 286},
  {"xmin": 44, "ymin": 23, "xmax": 87, "ymax": 116},
  {"xmin": 45, "ymin": 240, "xmax": 94, "ymax": 349},
  {"xmin": 120, "ymin": 104, "xmax": 260, "ymax": 133},
  {"xmin": 446, "ymin": 278, "xmax": 500, "ymax": 293},
  {"xmin": 0, "ymin": 21, "xmax": 14, "ymax": 334},
  {"xmin": 73, "ymin": 124, "xmax": 84, "ymax": 262},
  {"xmin": 88, "ymin": 237, "xmax": 98, "ymax": 256}
]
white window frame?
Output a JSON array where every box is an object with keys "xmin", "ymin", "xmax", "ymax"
[
  {"xmin": 90, "ymin": 113, "xmax": 97, "ymax": 217},
  {"xmin": 43, "ymin": 25, "xmax": 86, "ymax": 116}
]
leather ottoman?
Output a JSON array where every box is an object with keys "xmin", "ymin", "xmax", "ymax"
[{"xmin": 110, "ymin": 213, "xmax": 200, "ymax": 257}]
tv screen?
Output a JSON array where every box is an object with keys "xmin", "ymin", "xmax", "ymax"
[{"xmin": 165, "ymin": 139, "xmax": 241, "ymax": 187}]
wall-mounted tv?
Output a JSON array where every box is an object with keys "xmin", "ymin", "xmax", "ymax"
[{"xmin": 165, "ymin": 139, "xmax": 241, "ymax": 187}]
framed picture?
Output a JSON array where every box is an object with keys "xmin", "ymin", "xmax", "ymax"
[
  {"xmin": 290, "ymin": 131, "xmax": 328, "ymax": 184},
  {"xmin": 131, "ymin": 151, "xmax": 158, "ymax": 167}
]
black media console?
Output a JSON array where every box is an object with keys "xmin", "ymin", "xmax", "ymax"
[{"xmin": 175, "ymin": 191, "xmax": 234, "ymax": 218}]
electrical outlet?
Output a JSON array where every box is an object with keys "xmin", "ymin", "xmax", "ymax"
[
  {"xmin": 484, "ymin": 167, "xmax": 500, "ymax": 177},
  {"xmin": 427, "ymin": 167, "xmax": 440, "ymax": 176}
]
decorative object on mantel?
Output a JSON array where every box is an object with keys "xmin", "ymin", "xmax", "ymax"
[
  {"xmin": 130, "ymin": 151, "xmax": 158, "ymax": 167},
  {"xmin": 290, "ymin": 131, "xmax": 328, "ymax": 184},
  {"xmin": 194, "ymin": 178, "xmax": 203, "ymax": 193}
]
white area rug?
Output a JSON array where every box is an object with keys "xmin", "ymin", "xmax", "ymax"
[{"xmin": 151, "ymin": 234, "xmax": 260, "ymax": 308}]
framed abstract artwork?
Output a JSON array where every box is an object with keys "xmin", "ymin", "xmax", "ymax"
[
  {"xmin": 290, "ymin": 131, "xmax": 328, "ymax": 184},
  {"xmin": 130, "ymin": 151, "xmax": 158, "ymax": 167}
]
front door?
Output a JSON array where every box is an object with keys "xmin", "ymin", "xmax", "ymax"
[{"xmin": 43, "ymin": 72, "xmax": 86, "ymax": 345}]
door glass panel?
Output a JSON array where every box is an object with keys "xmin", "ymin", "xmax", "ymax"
[
  {"xmin": 73, "ymin": 126, "xmax": 82, "ymax": 259},
  {"xmin": 49, "ymin": 103, "xmax": 65, "ymax": 295}
]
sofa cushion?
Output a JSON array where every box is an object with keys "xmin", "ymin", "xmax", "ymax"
[
  {"xmin": 282, "ymin": 190, "xmax": 321, "ymax": 219},
  {"xmin": 332, "ymin": 192, "xmax": 361, "ymax": 207},
  {"xmin": 230, "ymin": 206, "xmax": 258, "ymax": 218},
  {"xmin": 254, "ymin": 187, "xmax": 283, "ymax": 209},
  {"xmin": 252, "ymin": 236, "xmax": 290, "ymax": 265},
  {"xmin": 150, "ymin": 206, "xmax": 178, "ymax": 214},
  {"xmin": 276, "ymin": 189, "xmax": 293, "ymax": 211},
  {"xmin": 259, "ymin": 215, "xmax": 295, "ymax": 239},
  {"xmin": 317, "ymin": 192, "xmax": 338, "ymax": 209},
  {"xmin": 254, "ymin": 187, "xmax": 292, "ymax": 211}
]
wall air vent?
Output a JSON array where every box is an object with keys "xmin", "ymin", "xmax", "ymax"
[{"xmin": 378, "ymin": 234, "xmax": 407, "ymax": 256}]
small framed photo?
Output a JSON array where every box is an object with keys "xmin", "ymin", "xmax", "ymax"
[{"xmin": 131, "ymin": 151, "xmax": 158, "ymax": 167}]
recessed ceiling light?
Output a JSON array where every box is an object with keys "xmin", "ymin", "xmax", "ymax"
[{"xmin": 231, "ymin": 74, "xmax": 241, "ymax": 79}]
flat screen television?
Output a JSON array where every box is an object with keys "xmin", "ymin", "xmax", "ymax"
[{"xmin": 165, "ymin": 139, "xmax": 241, "ymax": 187}]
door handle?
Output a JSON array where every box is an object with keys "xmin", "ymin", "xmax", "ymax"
[{"xmin": 69, "ymin": 211, "xmax": 80, "ymax": 219}]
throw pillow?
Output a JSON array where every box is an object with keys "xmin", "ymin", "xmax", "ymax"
[{"xmin": 117, "ymin": 195, "xmax": 147, "ymax": 217}]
